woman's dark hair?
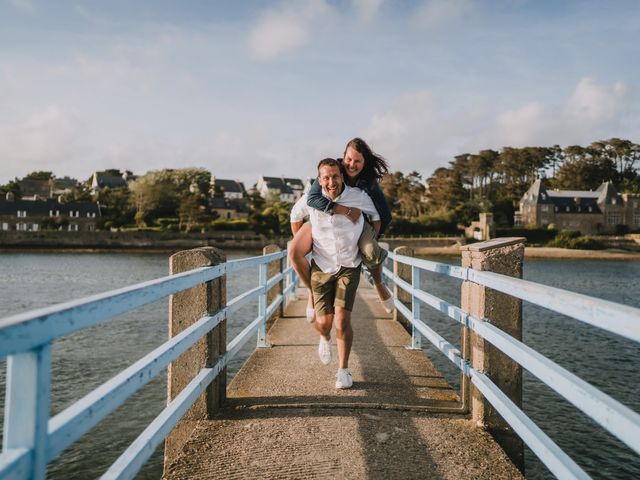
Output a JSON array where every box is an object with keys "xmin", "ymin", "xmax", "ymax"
[{"xmin": 344, "ymin": 137, "xmax": 389, "ymax": 185}]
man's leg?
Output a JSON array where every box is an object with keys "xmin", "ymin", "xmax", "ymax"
[
  {"xmin": 334, "ymin": 307, "xmax": 352, "ymax": 369},
  {"xmin": 310, "ymin": 263, "xmax": 336, "ymax": 365},
  {"xmin": 288, "ymin": 223, "xmax": 314, "ymax": 318},
  {"xmin": 333, "ymin": 266, "xmax": 360, "ymax": 388}
]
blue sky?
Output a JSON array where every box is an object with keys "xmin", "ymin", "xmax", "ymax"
[{"xmin": 1, "ymin": 0, "xmax": 639, "ymax": 188}]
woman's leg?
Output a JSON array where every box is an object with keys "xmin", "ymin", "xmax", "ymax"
[
  {"xmin": 288, "ymin": 223, "xmax": 314, "ymax": 313},
  {"xmin": 358, "ymin": 222, "xmax": 393, "ymax": 309}
]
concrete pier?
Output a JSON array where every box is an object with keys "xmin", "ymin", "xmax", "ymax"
[{"xmin": 163, "ymin": 281, "xmax": 522, "ymax": 479}]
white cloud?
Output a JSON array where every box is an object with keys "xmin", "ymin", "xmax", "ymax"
[
  {"xmin": 248, "ymin": 0, "xmax": 334, "ymax": 60},
  {"xmin": 8, "ymin": 0, "xmax": 34, "ymax": 13},
  {"xmin": 0, "ymin": 106, "xmax": 88, "ymax": 179},
  {"xmin": 491, "ymin": 77, "xmax": 633, "ymax": 148},
  {"xmin": 352, "ymin": 0, "xmax": 384, "ymax": 24},
  {"xmin": 413, "ymin": 0, "xmax": 474, "ymax": 30},
  {"xmin": 564, "ymin": 76, "xmax": 627, "ymax": 124},
  {"xmin": 359, "ymin": 77, "xmax": 638, "ymax": 180}
]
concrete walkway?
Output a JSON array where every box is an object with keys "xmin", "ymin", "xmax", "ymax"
[{"xmin": 164, "ymin": 282, "xmax": 522, "ymax": 479}]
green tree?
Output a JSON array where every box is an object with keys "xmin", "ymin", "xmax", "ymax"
[{"xmin": 22, "ymin": 171, "xmax": 54, "ymax": 181}]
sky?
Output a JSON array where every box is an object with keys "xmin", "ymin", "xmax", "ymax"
[{"xmin": 1, "ymin": 0, "xmax": 639, "ymax": 189}]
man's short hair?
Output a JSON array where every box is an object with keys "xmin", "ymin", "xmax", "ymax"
[{"xmin": 317, "ymin": 158, "xmax": 340, "ymax": 173}]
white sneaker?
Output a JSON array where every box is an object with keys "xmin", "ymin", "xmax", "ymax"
[
  {"xmin": 335, "ymin": 368, "xmax": 353, "ymax": 389},
  {"xmin": 318, "ymin": 337, "xmax": 331, "ymax": 365},
  {"xmin": 305, "ymin": 307, "xmax": 316, "ymax": 323}
]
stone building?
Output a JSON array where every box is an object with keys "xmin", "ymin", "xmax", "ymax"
[
  {"xmin": 515, "ymin": 179, "xmax": 640, "ymax": 234},
  {"xmin": 0, "ymin": 193, "xmax": 101, "ymax": 232}
]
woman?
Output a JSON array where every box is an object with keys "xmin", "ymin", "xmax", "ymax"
[{"xmin": 289, "ymin": 137, "xmax": 394, "ymax": 322}]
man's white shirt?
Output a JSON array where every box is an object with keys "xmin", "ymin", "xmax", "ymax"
[{"xmin": 290, "ymin": 185, "xmax": 380, "ymax": 274}]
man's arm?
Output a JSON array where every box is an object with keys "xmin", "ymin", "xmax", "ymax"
[
  {"xmin": 290, "ymin": 194, "xmax": 310, "ymax": 233},
  {"xmin": 306, "ymin": 178, "xmax": 335, "ymax": 214},
  {"xmin": 371, "ymin": 220, "xmax": 381, "ymax": 235}
]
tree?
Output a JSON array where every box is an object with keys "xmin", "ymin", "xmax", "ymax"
[
  {"xmin": 22, "ymin": 171, "xmax": 54, "ymax": 181},
  {"xmin": 554, "ymin": 147, "xmax": 617, "ymax": 190},
  {"xmin": 425, "ymin": 167, "xmax": 466, "ymax": 213},
  {"xmin": 128, "ymin": 168, "xmax": 211, "ymax": 224}
]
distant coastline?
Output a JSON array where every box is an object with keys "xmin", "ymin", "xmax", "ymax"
[{"xmin": 2, "ymin": 231, "xmax": 640, "ymax": 260}]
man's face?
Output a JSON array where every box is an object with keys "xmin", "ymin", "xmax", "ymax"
[{"xmin": 318, "ymin": 164, "xmax": 344, "ymax": 200}]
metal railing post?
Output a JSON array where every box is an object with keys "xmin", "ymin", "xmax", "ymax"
[
  {"xmin": 410, "ymin": 265, "xmax": 422, "ymax": 349},
  {"xmin": 257, "ymin": 253, "xmax": 270, "ymax": 348},
  {"xmin": 3, "ymin": 344, "xmax": 52, "ymax": 480}
]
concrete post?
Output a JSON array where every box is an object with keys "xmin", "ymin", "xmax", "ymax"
[
  {"xmin": 164, "ymin": 247, "xmax": 226, "ymax": 471},
  {"xmin": 264, "ymin": 244, "xmax": 283, "ymax": 327},
  {"xmin": 460, "ymin": 237, "xmax": 526, "ymax": 472},
  {"xmin": 392, "ymin": 246, "xmax": 413, "ymax": 331}
]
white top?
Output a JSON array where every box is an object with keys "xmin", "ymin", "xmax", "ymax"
[{"xmin": 290, "ymin": 185, "xmax": 380, "ymax": 274}]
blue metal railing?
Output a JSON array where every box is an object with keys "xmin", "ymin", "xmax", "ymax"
[
  {"xmin": 0, "ymin": 249, "xmax": 295, "ymax": 480},
  {"xmin": 383, "ymin": 251, "xmax": 640, "ymax": 480}
]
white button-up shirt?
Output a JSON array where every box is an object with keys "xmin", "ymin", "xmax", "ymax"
[{"xmin": 290, "ymin": 185, "xmax": 380, "ymax": 274}]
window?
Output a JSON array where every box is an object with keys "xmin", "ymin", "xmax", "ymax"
[
  {"xmin": 49, "ymin": 210, "xmax": 54, "ymax": 217},
  {"xmin": 607, "ymin": 213, "xmax": 621, "ymax": 225},
  {"xmin": 541, "ymin": 205, "xmax": 549, "ymax": 212},
  {"xmin": 68, "ymin": 224, "xmax": 79, "ymax": 231},
  {"xmin": 1, "ymin": 222, "xmax": 8, "ymax": 231},
  {"xmin": 17, "ymin": 223, "xmax": 26, "ymax": 231},
  {"xmin": 634, "ymin": 200, "xmax": 639, "ymax": 209},
  {"xmin": 565, "ymin": 206, "xmax": 570, "ymax": 212},
  {"xmin": 17, "ymin": 210, "xmax": 27, "ymax": 217},
  {"xmin": 634, "ymin": 213, "xmax": 640, "ymax": 226},
  {"xmin": 588, "ymin": 206, "xmax": 593, "ymax": 212},
  {"xmin": 612, "ymin": 198, "xmax": 617, "ymax": 205},
  {"xmin": 32, "ymin": 224, "xmax": 39, "ymax": 232}
]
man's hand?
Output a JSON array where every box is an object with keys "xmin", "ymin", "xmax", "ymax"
[{"xmin": 334, "ymin": 204, "xmax": 361, "ymax": 224}]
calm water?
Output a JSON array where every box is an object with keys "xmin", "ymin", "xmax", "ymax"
[
  {"xmin": 418, "ymin": 256, "xmax": 640, "ymax": 480},
  {"xmin": 0, "ymin": 251, "xmax": 261, "ymax": 479},
  {"xmin": 0, "ymin": 253, "xmax": 638, "ymax": 479}
]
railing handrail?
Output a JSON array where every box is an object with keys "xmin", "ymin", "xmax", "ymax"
[
  {"xmin": 0, "ymin": 251, "xmax": 283, "ymax": 358},
  {"xmin": 388, "ymin": 252, "xmax": 640, "ymax": 343},
  {"xmin": 0, "ymin": 247, "xmax": 293, "ymax": 480},
  {"xmin": 384, "ymin": 249, "xmax": 640, "ymax": 479}
]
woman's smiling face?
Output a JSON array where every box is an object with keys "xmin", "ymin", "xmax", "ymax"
[{"xmin": 343, "ymin": 146, "xmax": 365, "ymax": 179}]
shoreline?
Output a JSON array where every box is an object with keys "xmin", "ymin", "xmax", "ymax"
[
  {"xmin": 415, "ymin": 246, "xmax": 640, "ymax": 260},
  {"xmin": 2, "ymin": 244, "xmax": 640, "ymax": 260}
]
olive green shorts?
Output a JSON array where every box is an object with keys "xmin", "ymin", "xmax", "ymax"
[
  {"xmin": 359, "ymin": 220, "xmax": 388, "ymax": 270},
  {"xmin": 310, "ymin": 261, "xmax": 362, "ymax": 315}
]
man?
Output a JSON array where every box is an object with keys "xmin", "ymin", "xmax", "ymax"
[{"xmin": 290, "ymin": 158, "xmax": 381, "ymax": 389}]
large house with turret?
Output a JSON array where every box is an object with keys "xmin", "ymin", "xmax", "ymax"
[{"xmin": 515, "ymin": 179, "xmax": 640, "ymax": 234}]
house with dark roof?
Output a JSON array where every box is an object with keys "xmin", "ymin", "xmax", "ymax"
[
  {"xmin": 91, "ymin": 171, "xmax": 129, "ymax": 193},
  {"xmin": 208, "ymin": 197, "xmax": 250, "ymax": 220},
  {"xmin": 211, "ymin": 177, "xmax": 246, "ymax": 200},
  {"xmin": 515, "ymin": 179, "xmax": 640, "ymax": 234},
  {"xmin": 0, "ymin": 193, "xmax": 101, "ymax": 232},
  {"xmin": 255, "ymin": 176, "xmax": 304, "ymax": 203}
]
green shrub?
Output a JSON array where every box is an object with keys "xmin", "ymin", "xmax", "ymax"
[
  {"xmin": 210, "ymin": 219, "xmax": 250, "ymax": 231},
  {"xmin": 548, "ymin": 230, "xmax": 604, "ymax": 249}
]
